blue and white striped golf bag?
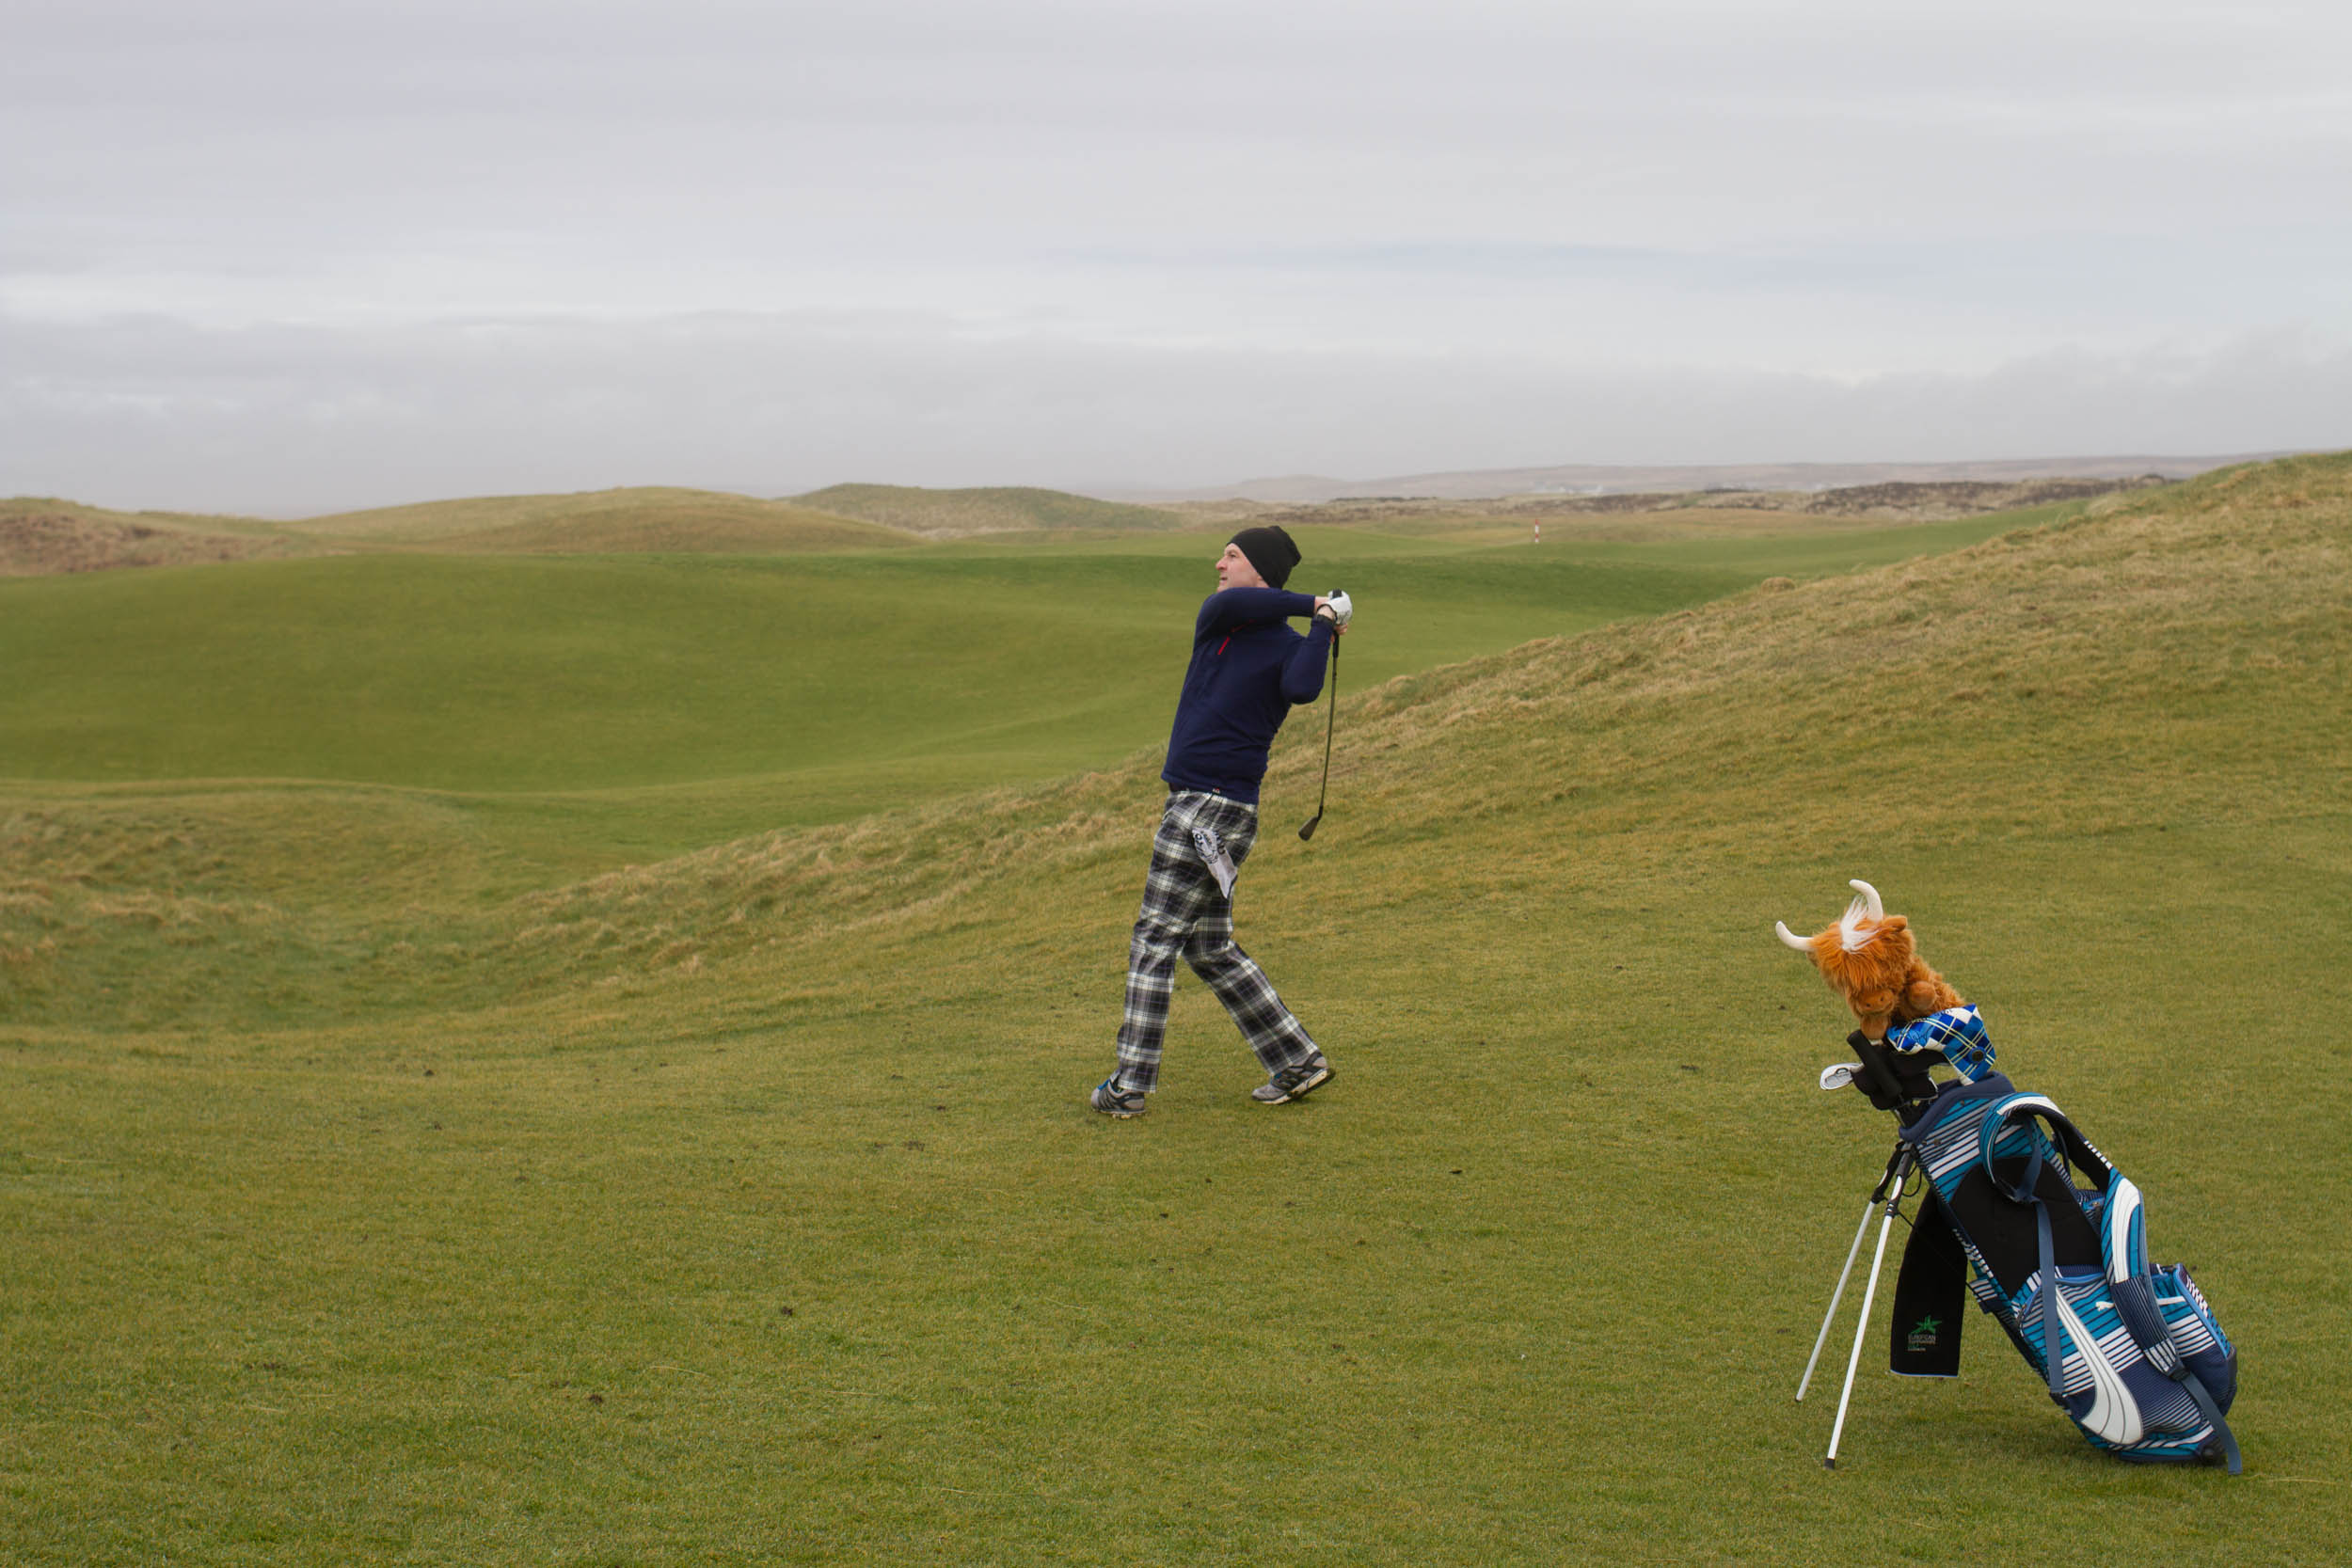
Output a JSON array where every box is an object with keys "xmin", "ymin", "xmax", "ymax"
[{"xmin": 1894, "ymin": 1074, "xmax": 2241, "ymax": 1470}]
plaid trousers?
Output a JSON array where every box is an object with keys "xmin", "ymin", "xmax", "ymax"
[{"xmin": 1114, "ymin": 790, "xmax": 1319, "ymax": 1093}]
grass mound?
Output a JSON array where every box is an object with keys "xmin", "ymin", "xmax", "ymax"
[
  {"xmin": 0, "ymin": 498, "xmax": 306, "ymax": 576},
  {"xmin": 3, "ymin": 455, "xmax": 2346, "ymax": 1564},
  {"xmin": 291, "ymin": 486, "xmax": 916, "ymax": 552},
  {"xmin": 418, "ymin": 506, "xmax": 914, "ymax": 556},
  {"xmin": 793, "ymin": 483, "xmax": 1182, "ymax": 535}
]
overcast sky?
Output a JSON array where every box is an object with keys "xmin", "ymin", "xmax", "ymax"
[{"xmin": 5, "ymin": 0, "xmax": 2348, "ymax": 512}]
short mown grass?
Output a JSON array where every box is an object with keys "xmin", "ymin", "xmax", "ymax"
[{"xmin": 3, "ymin": 460, "xmax": 2346, "ymax": 1564}]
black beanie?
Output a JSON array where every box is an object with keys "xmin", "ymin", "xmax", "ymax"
[{"xmin": 1229, "ymin": 525, "xmax": 1301, "ymax": 590}]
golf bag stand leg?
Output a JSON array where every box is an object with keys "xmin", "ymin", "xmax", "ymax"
[
  {"xmin": 1797, "ymin": 1139, "xmax": 1909, "ymax": 1401},
  {"xmin": 1823, "ymin": 1142, "xmax": 1917, "ymax": 1470}
]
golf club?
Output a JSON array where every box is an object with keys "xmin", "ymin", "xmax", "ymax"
[{"xmin": 1297, "ymin": 610, "xmax": 1341, "ymax": 840}]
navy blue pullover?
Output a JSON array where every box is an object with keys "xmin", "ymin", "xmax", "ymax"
[{"xmin": 1160, "ymin": 587, "xmax": 1334, "ymax": 803}]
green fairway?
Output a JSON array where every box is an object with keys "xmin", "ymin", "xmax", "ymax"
[
  {"xmin": 4, "ymin": 463, "xmax": 2346, "ymax": 1564},
  {"xmin": 0, "ymin": 503, "xmax": 2052, "ymax": 852}
]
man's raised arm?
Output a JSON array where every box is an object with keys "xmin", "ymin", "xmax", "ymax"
[
  {"xmin": 1197, "ymin": 586, "xmax": 1320, "ymax": 636},
  {"xmin": 1280, "ymin": 616, "xmax": 1336, "ymax": 704}
]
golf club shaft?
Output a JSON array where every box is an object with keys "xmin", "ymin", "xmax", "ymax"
[
  {"xmin": 1299, "ymin": 632, "xmax": 1339, "ymax": 839},
  {"xmin": 1316, "ymin": 636, "xmax": 1338, "ymax": 814}
]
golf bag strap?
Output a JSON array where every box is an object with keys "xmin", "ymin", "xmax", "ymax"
[
  {"xmin": 2178, "ymin": 1365, "xmax": 2244, "ymax": 1475},
  {"xmin": 1989, "ymin": 1116, "xmax": 2071, "ymax": 1399},
  {"xmin": 2035, "ymin": 1199, "xmax": 2066, "ymax": 1400},
  {"xmin": 1979, "ymin": 1097, "xmax": 2115, "ymax": 1198}
]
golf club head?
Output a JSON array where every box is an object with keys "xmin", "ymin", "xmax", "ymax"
[{"xmin": 1297, "ymin": 815, "xmax": 1321, "ymax": 841}]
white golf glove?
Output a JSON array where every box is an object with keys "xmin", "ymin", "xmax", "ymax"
[{"xmin": 1316, "ymin": 590, "xmax": 1354, "ymax": 627}]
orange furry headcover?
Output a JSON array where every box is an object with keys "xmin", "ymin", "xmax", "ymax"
[{"xmin": 1772, "ymin": 879, "xmax": 1962, "ymax": 1040}]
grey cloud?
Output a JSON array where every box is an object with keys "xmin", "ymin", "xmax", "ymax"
[
  {"xmin": 5, "ymin": 2, "xmax": 2347, "ymax": 505},
  {"xmin": 6, "ymin": 309, "xmax": 2344, "ymax": 514}
]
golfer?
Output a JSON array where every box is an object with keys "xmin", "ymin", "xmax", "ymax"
[{"xmin": 1090, "ymin": 525, "xmax": 1352, "ymax": 1117}]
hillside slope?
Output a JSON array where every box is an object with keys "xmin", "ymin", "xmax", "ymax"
[
  {"xmin": 794, "ymin": 483, "xmax": 1182, "ymax": 535},
  {"xmin": 293, "ymin": 486, "xmax": 914, "ymax": 552},
  {"xmin": 0, "ymin": 498, "xmax": 306, "ymax": 575},
  {"xmin": 485, "ymin": 454, "xmax": 2347, "ymax": 1004}
]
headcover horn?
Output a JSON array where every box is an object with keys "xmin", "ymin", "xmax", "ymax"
[{"xmin": 1772, "ymin": 878, "xmax": 1888, "ymax": 955}]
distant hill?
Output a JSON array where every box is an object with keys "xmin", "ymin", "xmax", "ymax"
[
  {"xmin": 1123, "ymin": 451, "xmax": 2299, "ymax": 503},
  {"xmin": 291, "ymin": 487, "xmax": 915, "ymax": 553},
  {"xmin": 1, "ymin": 497, "xmax": 305, "ymax": 576},
  {"xmin": 793, "ymin": 483, "xmax": 1181, "ymax": 535}
]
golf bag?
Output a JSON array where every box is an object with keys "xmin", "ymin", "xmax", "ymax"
[{"xmin": 1890, "ymin": 1070, "xmax": 2241, "ymax": 1470}]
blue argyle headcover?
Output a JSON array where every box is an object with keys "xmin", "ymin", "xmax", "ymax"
[{"xmin": 1888, "ymin": 1004, "xmax": 1994, "ymax": 1083}]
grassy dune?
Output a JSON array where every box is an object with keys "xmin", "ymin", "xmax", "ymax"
[
  {"xmin": 3, "ymin": 458, "xmax": 2347, "ymax": 1564},
  {"xmin": 795, "ymin": 483, "xmax": 1183, "ymax": 535},
  {"xmin": 0, "ymin": 497, "xmax": 290, "ymax": 540},
  {"xmin": 0, "ymin": 498, "xmax": 312, "ymax": 575},
  {"xmin": 293, "ymin": 487, "xmax": 915, "ymax": 553}
]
